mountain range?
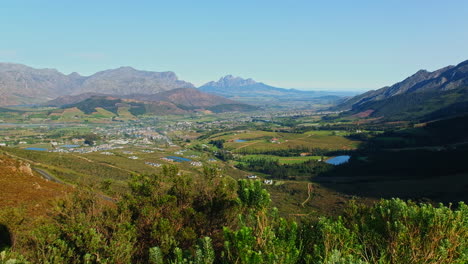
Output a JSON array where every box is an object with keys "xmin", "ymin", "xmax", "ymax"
[
  {"xmin": 0, "ymin": 63, "xmax": 353, "ymax": 112},
  {"xmin": 335, "ymin": 60, "xmax": 468, "ymax": 121},
  {"xmin": 4, "ymin": 60, "xmax": 468, "ymax": 120},
  {"xmin": 0, "ymin": 63, "xmax": 194, "ymax": 106}
]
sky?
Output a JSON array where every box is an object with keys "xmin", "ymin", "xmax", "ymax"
[{"xmin": 1, "ymin": 0, "xmax": 467, "ymax": 91}]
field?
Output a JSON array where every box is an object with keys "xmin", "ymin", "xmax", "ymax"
[{"xmin": 209, "ymin": 130, "xmax": 359, "ymax": 153}]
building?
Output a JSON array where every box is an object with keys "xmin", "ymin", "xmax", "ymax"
[{"xmin": 264, "ymin": 179, "xmax": 273, "ymax": 185}]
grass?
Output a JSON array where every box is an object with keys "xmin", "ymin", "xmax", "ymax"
[
  {"xmin": 240, "ymin": 154, "xmax": 324, "ymax": 164},
  {"xmin": 278, "ymin": 156, "xmax": 323, "ymax": 164}
]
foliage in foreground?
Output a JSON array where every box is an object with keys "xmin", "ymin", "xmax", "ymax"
[{"xmin": 1, "ymin": 166, "xmax": 467, "ymax": 264}]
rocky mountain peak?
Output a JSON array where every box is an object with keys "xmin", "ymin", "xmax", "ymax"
[{"xmin": 203, "ymin": 75, "xmax": 259, "ymax": 88}]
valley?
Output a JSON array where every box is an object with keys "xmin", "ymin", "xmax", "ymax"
[{"xmin": 1, "ymin": 61, "xmax": 467, "ymax": 263}]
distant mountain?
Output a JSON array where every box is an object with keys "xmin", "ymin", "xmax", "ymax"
[
  {"xmin": 199, "ymin": 75, "xmax": 316, "ymax": 97},
  {"xmin": 198, "ymin": 75, "xmax": 355, "ymax": 108},
  {"xmin": 0, "ymin": 63, "xmax": 194, "ymax": 106},
  {"xmin": 336, "ymin": 60, "xmax": 468, "ymax": 121}
]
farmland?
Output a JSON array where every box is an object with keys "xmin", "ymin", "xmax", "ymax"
[{"xmin": 209, "ymin": 130, "xmax": 359, "ymax": 153}]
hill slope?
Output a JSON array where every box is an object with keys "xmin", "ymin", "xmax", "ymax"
[
  {"xmin": 0, "ymin": 154, "xmax": 70, "ymax": 216},
  {"xmin": 336, "ymin": 60, "xmax": 468, "ymax": 121}
]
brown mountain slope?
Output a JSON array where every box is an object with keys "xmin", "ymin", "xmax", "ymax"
[{"xmin": 0, "ymin": 154, "xmax": 71, "ymax": 217}]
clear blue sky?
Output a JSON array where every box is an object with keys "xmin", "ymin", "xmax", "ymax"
[{"xmin": 1, "ymin": 0, "xmax": 467, "ymax": 90}]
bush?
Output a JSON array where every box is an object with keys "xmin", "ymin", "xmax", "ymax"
[{"xmin": 1, "ymin": 167, "xmax": 467, "ymax": 263}]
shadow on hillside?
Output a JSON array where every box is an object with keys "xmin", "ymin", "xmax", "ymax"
[
  {"xmin": 0, "ymin": 223, "xmax": 12, "ymax": 250},
  {"xmin": 314, "ymin": 124, "xmax": 468, "ymax": 204}
]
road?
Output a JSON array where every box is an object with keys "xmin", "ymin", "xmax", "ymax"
[
  {"xmin": 33, "ymin": 168, "xmax": 64, "ymax": 184},
  {"xmin": 33, "ymin": 167, "xmax": 115, "ymax": 202}
]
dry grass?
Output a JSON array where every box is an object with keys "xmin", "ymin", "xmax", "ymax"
[{"xmin": 0, "ymin": 155, "xmax": 71, "ymax": 217}]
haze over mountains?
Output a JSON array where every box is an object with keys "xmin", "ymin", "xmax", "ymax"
[
  {"xmin": 199, "ymin": 75, "xmax": 304, "ymax": 96},
  {"xmin": 336, "ymin": 59, "xmax": 468, "ymax": 121},
  {"xmin": 199, "ymin": 75, "xmax": 355, "ymax": 104}
]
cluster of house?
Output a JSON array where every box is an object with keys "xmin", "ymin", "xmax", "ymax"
[
  {"xmin": 246, "ymin": 175, "xmax": 273, "ymax": 185},
  {"xmin": 49, "ymin": 143, "xmax": 118, "ymax": 154},
  {"xmin": 96, "ymin": 124, "xmax": 174, "ymax": 146},
  {"xmin": 145, "ymin": 162, "xmax": 162, "ymax": 167},
  {"xmin": 190, "ymin": 161, "xmax": 203, "ymax": 167}
]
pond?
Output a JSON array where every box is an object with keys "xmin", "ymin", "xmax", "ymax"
[
  {"xmin": 325, "ymin": 155, "xmax": 350, "ymax": 165},
  {"xmin": 235, "ymin": 139, "xmax": 247, "ymax": 143},
  {"xmin": 166, "ymin": 156, "xmax": 191, "ymax": 162},
  {"xmin": 25, "ymin": 147, "xmax": 47, "ymax": 151}
]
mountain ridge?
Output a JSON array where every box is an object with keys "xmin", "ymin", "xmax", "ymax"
[
  {"xmin": 335, "ymin": 59, "xmax": 468, "ymax": 121},
  {"xmin": 0, "ymin": 63, "xmax": 195, "ymax": 106}
]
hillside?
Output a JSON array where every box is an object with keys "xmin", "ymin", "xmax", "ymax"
[
  {"xmin": 125, "ymin": 88, "xmax": 258, "ymax": 112},
  {"xmin": 0, "ymin": 154, "xmax": 70, "ymax": 216},
  {"xmin": 319, "ymin": 115, "xmax": 468, "ymax": 203},
  {"xmin": 0, "ymin": 63, "xmax": 194, "ymax": 106},
  {"xmin": 336, "ymin": 60, "xmax": 468, "ymax": 121},
  {"xmin": 46, "ymin": 92, "xmax": 109, "ymax": 107},
  {"xmin": 60, "ymin": 96, "xmax": 186, "ymax": 117}
]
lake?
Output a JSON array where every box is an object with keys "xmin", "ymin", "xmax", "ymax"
[
  {"xmin": 235, "ymin": 139, "xmax": 247, "ymax": 143},
  {"xmin": 166, "ymin": 156, "xmax": 191, "ymax": 162},
  {"xmin": 25, "ymin": 147, "xmax": 47, "ymax": 151},
  {"xmin": 326, "ymin": 155, "xmax": 350, "ymax": 165}
]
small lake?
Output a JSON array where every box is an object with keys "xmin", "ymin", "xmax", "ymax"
[
  {"xmin": 60, "ymin": 144, "xmax": 80, "ymax": 148},
  {"xmin": 25, "ymin": 147, "xmax": 47, "ymax": 151},
  {"xmin": 235, "ymin": 139, "xmax": 247, "ymax": 143},
  {"xmin": 166, "ymin": 156, "xmax": 191, "ymax": 162},
  {"xmin": 326, "ymin": 155, "xmax": 350, "ymax": 165}
]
